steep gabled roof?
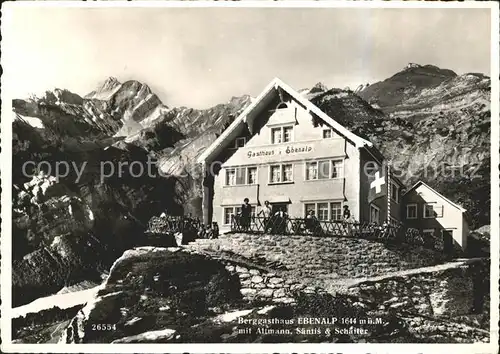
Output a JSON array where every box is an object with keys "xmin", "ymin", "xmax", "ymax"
[
  {"xmin": 197, "ymin": 77, "xmax": 373, "ymax": 164},
  {"xmin": 403, "ymin": 180, "xmax": 467, "ymax": 213}
]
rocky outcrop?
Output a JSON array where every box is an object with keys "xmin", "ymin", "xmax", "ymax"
[
  {"xmin": 12, "ymin": 118, "xmax": 184, "ymax": 306},
  {"xmin": 60, "ymin": 247, "xmax": 242, "ymax": 344},
  {"xmin": 357, "ymin": 68, "xmax": 490, "ymax": 228},
  {"xmin": 148, "ymin": 94, "xmax": 252, "ymax": 217},
  {"xmin": 12, "ymin": 172, "xmax": 102, "ymax": 306},
  {"xmin": 13, "ymin": 81, "xmax": 130, "ymax": 139},
  {"xmin": 346, "ymin": 259, "xmax": 489, "ymax": 319}
]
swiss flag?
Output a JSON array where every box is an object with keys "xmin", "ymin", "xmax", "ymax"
[{"xmin": 367, "ymin": 163, "xmax": 388, "ymax": 204}]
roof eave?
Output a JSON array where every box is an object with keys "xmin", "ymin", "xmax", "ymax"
[
  {"xmin": 403, "ymin": 180, "xmax": 467, "ymax": 213},
  {"xmin": 196, "ymin": 79, "xmax": 280, "ymax": 164},
  {"xmin": 197, "ymin": 77, "xmax": 374, "ymax": 162}
]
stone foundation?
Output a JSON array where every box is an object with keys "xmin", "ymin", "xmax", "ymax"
[
  {"xmin": 221, "ymin": 262, "xmax": 325, "ymax": 304},
  {"xmin": 185, "ymin": 233, "xmax": 447, "ymax": 290},
  {"xmin": 346, "ymin": 258, "xmax": 490, "ymax": 323}
]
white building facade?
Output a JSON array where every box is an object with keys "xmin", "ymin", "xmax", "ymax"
[{"xmin": 198, "ymin": 78, "xmax": 403, "ymax": 232}]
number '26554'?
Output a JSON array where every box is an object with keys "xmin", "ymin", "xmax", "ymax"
[{"xmin": 91, "ymin": 324, "xmax": 117, "ymax": 331}]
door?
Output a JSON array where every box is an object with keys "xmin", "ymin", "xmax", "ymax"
[
  {"xmin": 269, "ymin": 203, "xmax": 289, "ymax": 234},
  {"xmin": 442, "ymin": 229, "xmax": 454, "ymax": 255},
  {"xmin": 271, "ymin": 203, "xmax": 288, "ymax": 215}
]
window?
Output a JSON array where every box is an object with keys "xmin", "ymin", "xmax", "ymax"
[
  {"xmin": 247, "ymin": 167, "xmax": 257, "ymax": 185},
  {"xmin": 406, "ymin": 204, "xmax": 417, "ymax": 219},
  {"xmin": 306, "ymin": 162, "xmax": 318, "ymax": 180},
  {"xmin": 317, "ymin": 203, "xmax": 329, "ymax": 221},
  {"xmin": 318, "ymin": 161, "xmax": 330, "ymax": 179},
  {"xmin": 323, "ymin": 129, "xmax": 333, "ymax": 139},
  {"xmin": 270, "ymin": 165, "xmax": 281, "ymax": 183},
  {"xmin": 235, "ymin": 137, "xmax": 246, "ymax": 148},
  {"xmin": 271, "ymin": 128, "xmax": 282, "ymax": 144},
  {"xmin": 304, "ymin": 203, "xmax": 316, "ymax": 216},
  {"xmin": 423, "ymin": 203, "xmax": 436, "ymax": 218},
  {"xmin": 423, "ymin": 229, "xmax": 435, "ymax": 238},
  {"xmin": 330, "ymin": 202, "xmax": 342, "ymax": 221},
  {"xmin": 305, "ymin": 160, "xmax": 343, "ymax": 180},
  {"xmin": 226, "ymin": 169, "xmax": 236, "ymax": 186},
  {"xmin": 283, "ymin": 126, "xmax": 293, "ymax": 143},
  {"xmin": 224, "ymin": 207, "xmax": 236, "ymax": 225},
  {"xmin": 224, "ymin": 206, "xmax": 256, "ymax": 225},
  {"xmin": 303, "ymin": 201, "xmax": 342, "ymax": 221},
  {"xmin": 235, "ymin": 168, "xmax": 245, "ymax": 185},
  {"xmin": 269, "ymin": 164, "xmax": 293, "ymax": 183},
  {"xmin": 390, "ymin": 182, "xmax": 399, "ymax": 203},
  {"xmin": 331, "ymin": 160, "xmax": 343, "ymax": 178},
  {"xmin": 225, "ymin": 167, "xmax": 257, "ymax": 186},
  {"xmin": 283, "ymin": 164, "xmax": 293, "ymax": 182},
  {"xmin": 235, "ymin": 206, "xmax": 256, "ymax": 218},
  {"xmin": 271, "ymin": 125, "xmax": 293, "ymax": 144},
  {"xmin": 370, "ymin": 204, "xmax": 380, "ymax": 224}
]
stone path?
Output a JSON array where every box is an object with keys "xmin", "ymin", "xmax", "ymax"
[{"xmin": 343, "ymin": 257, "xmax": 485, "ymax": 288}]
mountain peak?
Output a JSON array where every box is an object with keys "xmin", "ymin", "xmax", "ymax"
[
  {"xmin": 310, "ymin": 82, "xmax": 328, "ymax": 94},
  {"xmin": 86, "ymin": 77, "xmax": 123, "ymax": 100},
  {"xmin": 400, "ymin": 63, "xmax": 457, "ymax": 78},
  {"xmin": 102, "ymin": 76, "xmax": 121, "ymax": 89},
  {"xmin": 405, "ymin": 63, "xmax": 422, "ymax": 70},
  {"xmin": 359, "ymin": 64, "xmax": 459, "ymax": 108}
]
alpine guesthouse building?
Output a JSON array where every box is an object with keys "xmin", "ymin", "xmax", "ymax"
[{"xmin": 197, "ymin": 78, "xmax": 470, "ymax": 252}]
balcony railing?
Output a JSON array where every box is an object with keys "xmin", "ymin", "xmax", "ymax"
[
  {"xmin": 147, "ymin": 215, "xmax": 202, "ymax": 234},
  {"xmin": 230, "ymin": 215, "xmax": 440, "ymax": 250}
]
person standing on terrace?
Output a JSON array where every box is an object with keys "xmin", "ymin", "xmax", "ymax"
[
  {"xmin": 240, "ymin": 198, "xmax": 252, "ymax": 231},
  {"xmin": 259, "ymin": 200, "xmax": 273, "ymax": 233}
]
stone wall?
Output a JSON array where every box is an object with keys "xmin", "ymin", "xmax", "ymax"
[
  {"xmin": 220, "ymin": 263, "xmax": 325, "ymax": 304},
  {"xmin": 58, "ymin": 245, "xmax": 490, "ymax": 344},
  {"xmin": 346, "ymin": 258, "xmax": 490, "ymax": 324},
  {"xmin": 185, "ymin": 233, "xmax": 446, "ymax": 290}
]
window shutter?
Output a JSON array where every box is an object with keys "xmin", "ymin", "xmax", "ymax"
[
  {"xmin": 236, "ymin": 168, "xmax": 245, "ymax": 185},
  {"xmin": 437, "ymin": 205, "xmax": 444, "ymax": 217}
]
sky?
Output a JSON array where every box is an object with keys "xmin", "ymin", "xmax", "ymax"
[{"xmin": 3, "ymin": 6, "xmax": 492, "ymax": 108}]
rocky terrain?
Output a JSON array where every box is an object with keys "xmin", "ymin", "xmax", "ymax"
[
  {"xmin": 55, "ymin": 246, "xmax": 489, "ymax": 344},
  {"xmin": 10, "ymin": 63, "xmax": 491, "ymax": 342},
  {"xmin": 11, "ymin": 76, "xmax": 252, "ymax": 306},
  {"xmin": 47, "ymin": 247, "xmax": 488, "ymax": 343},
  {"xmin": 12, "ymin": 116, "xmax": 183, "ymax": 305},
  {"xmin": 358, "ymin": 64, "xmax": 490, "ymax": 227}
]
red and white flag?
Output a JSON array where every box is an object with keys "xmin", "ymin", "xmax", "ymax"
[{"xmin": 367, "ymin": 163, "xmax": 388, "ymax": 204}]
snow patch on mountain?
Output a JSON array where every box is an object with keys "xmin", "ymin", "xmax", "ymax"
[{"xmin": 14, "ymin": 112, "xmax": 44, "ymax": 129}]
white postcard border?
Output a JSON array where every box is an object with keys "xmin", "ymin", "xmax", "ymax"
[{"xmin": 1, "ymin": 1, "xmax": 498, "ymax": 353}]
